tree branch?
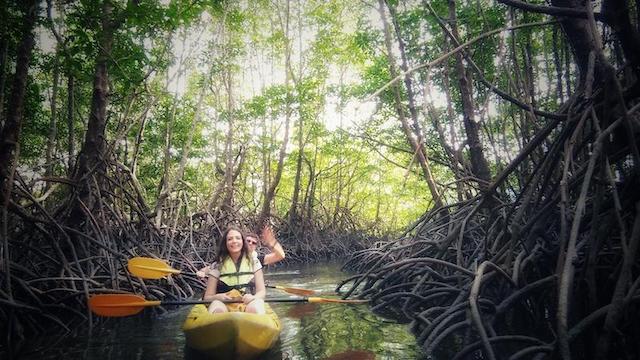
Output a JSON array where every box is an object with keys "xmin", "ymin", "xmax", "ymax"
[{"xmin": 497, "ymin": 0, "xmax": 607, "ymax": 22}]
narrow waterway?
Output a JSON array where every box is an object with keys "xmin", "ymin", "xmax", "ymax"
[{"xmin": 22, "ymin": 262, "xmax": 424, "ymax": 359}]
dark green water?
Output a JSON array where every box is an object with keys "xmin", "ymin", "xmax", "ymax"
[{"xmin": 20, "ymin": 263, "xmax": 423, "ymax": 359}]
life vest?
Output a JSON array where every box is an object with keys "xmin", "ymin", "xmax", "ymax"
[{"xmin": 217, "ymin": 256, "xmax": 255, "ymax": 294}]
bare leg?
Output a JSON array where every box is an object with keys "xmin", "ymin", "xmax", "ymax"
[{"xmin": 245, "ymin": 298, "xmax": 265, "ymax": 314}]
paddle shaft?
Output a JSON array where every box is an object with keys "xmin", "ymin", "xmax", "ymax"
[
  {"xmin": 159, "ymin": 297, "xmax": 363, "ymax": 305},
  {"xmin": 89, "ymin": 293, "xmax": 369, "ymax": 317},
  {"xmin": 169, "ymin": 271, "xmax": 302, "ymax": 277}
]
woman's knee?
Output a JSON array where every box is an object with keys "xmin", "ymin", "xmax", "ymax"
[
  {"xmin": 208, "ymin": 300, "xmax": 227, "ymax": 313},
  {"xmin": 245, "ymin": 298, "xmax": 265, "ymax": 314}
]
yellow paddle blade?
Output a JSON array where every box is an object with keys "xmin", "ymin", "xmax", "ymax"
[
  {"xmin": 270, "ymin": 285, "xmax": 316, "ymax": 297},
  {"xmin": 127, "ymin": 257, "xmax": 181, "ymax": 279},
  {"xmin": 307, "ymin": 297, "xmax": 369, "ymax": 304},
  {"xmin": 88, "ymin": 294, "xmax": 161, "ymax": 317}
]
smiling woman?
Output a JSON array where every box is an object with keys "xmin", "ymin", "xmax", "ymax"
[{"xmin": 202, "ymin": 227, "xmax": 267, "ymax": 314}]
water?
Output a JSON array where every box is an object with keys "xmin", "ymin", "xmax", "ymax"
[{"xmin": 19, "ymin": 262, "xmax": 423, "ymax": 359}]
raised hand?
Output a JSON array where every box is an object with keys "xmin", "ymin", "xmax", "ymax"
[{"xmin": 260, "ymin": 225, "xmax": 277, "ymax": 248}]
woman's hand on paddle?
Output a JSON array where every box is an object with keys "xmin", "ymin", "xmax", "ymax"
[{"xmin": 213, "ymin": 293, "xmax": 233, "ymax": 302}]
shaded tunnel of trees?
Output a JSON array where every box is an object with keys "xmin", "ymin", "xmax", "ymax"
[
  {"xmin": 1, "ymin": 0, "xmax": 640, "ymax": 359},
  {"xmin": 339, "ymin": 1, "xmax": 640, "ymax": 359}
]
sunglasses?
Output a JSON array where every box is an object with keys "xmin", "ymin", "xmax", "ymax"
[{"xmin": 246, "ymin": 239, "xmax": 258, "ymax": 246}]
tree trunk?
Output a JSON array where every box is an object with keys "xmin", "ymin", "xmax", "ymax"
[
  {"xmin": 130, "ymin": 103, "xmax": 149, "ymax": 175},
  {"xmin": 333, "ymin": 144, "xmax": 343, "ymax": 225},
  {"xmin": 290, "ymin": 115, "xmax": 304, "ymax": 223},
  {"xmin": 258, "ymin": 0, "xmax": 292, "ymax": 227},
  {"xmin": 262, "ymin": 114, "xmax": 270, "ymax": 209},
  {"xmin": 441, "ymin": 39, "xmax": 470, "ymax": 201},
  {"xmin": 302, "ymin": 155, "xmax": 312, "ymax": 219},
  {"xmin": 0, "ymin": 35, "xmax": 8, "ymax": 128},
  {"xmin": 221, "ymin": 68, "xmax": 235, "ymax": 211},
  {"xmin": 154, "ymin": 94, "xmax": 177, "ymax": 226},
  {"xmin": 44, "ymin": 0, "xmax": 70, "ymax": 179},
  {"xmin": 153, "ymin": 33, "xmax": 190, "ymax": 224},
  {"xmin": 66, "ymin": 74, "xmax": 75, "ymax": 175},
  {"xmin": 0, "ymin": 0, "xmax": 39, "ymax": 302},
  {"xmin": 378, "ymin": 0, "xmax": 443, "ymax": 209},
  {"xmin": 448, "ymin": 0, "xmax": 492, "ymax": 191},
  {"xmin": 552, "ymin": 26, "xmax": 564, "ymax": 101},
  {"xmin": 303, "ymin": 136, "xmax": 319, "ymax": 221},
  {"xmin": 70, "ymin": 0, "xmax": 114, "ymax": 224},
  {"xmin": 289, "ymin": 0, "xmax": 304, "ymax": 224},
  {"xmin": 602, "ymin": 0, "xmax": 640, "ymax": 77},
  {"xmin": 156, "ymin": 83, "xmax": 207, "ymax": 225},
  {"xmin": 333, "ymin": 71, "xmax": 345, "ymax": 226},
  {"xmin": 387, "ymin": 0, "xmax": 444, "ymax": 209},
  {"xmin": 551, "ymin": 0, "xmax": 605, "ymax": 86},
  {"xmin": 45, "ymin": 56, "xmax": 60, "ymax": 189},
  {"xmin": 259, "ymin": 113, "xmax": 291, "ymax": 227},
  {"xmin": 564, "ymin": 35, "xmax": 572, "ymax": 97},
  {"xmin": 0, "ymin": 0, "xmax": 38, "ymax": 202}
]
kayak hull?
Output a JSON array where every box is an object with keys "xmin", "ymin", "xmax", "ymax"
[{"xmin": 182, "ymin": 304, "xmax": 281, "ymax": 359}]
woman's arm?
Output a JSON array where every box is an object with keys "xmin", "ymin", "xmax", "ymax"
[
  {"xmin": 261, "ymin": 226, "xmax": 285, "ymax": 265},
  {"xmin": 242, "ymin": 268, "xmax": 266, "ymax": 304},
  {"xmin": 242, "ymin": 256, "xmax": 266, "ymax": 304},
  {"xmin": 203, "ymin": 276, "xmax": 219, "ymax": 301},
  {"xmin": 263, "ymin": 243, "xmax": 285, "ymax": 265},
  {"xmin": 252, "ymin": 268, "xmax": 266, "ymax": 299}
]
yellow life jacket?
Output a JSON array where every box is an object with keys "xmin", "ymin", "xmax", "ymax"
[{"xmin": 218, "ymin": 256, "xmax": 255, "ymax": 294}]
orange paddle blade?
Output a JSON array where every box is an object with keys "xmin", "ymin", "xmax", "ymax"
[
  {"xmin": 268, "ymin": 285, "xmax": 316, "ymax": 296},
  {"xmin": 127, "ymin": 257, "xmax": 181, "ymax": 279},
  {"xmin": 88, "ymin": 294, "xmax": 160, "ymax": 317}
]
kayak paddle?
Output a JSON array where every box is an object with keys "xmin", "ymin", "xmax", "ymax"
[
  {"xmin": 127, "ymin": 257, "xmax": 182, "ymax": 279},
  {"xmin": 265, "ymin": 285, "xmax": 315, "ymax": 297},
  {"xmin": 127, "ymin": 257, "xmax": 316, "ymax": 296},
  {"xmin": 88, "ymin": 293, "xmax": 369, "ymax": 317}
]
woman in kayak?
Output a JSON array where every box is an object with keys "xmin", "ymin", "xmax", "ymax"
[
  {"xmin": 197, "ymin": 225, "xmax": 285, "ymax": 277},
  {"xmin": 203, "ymin": 226, "xmax": 266, "ymax": 314}
]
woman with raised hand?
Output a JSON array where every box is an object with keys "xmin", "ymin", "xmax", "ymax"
[{"xmin": 246, "ymin": 225, "xmax": 285, "ymax": 266}]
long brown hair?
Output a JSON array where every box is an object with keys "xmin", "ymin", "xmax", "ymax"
[{"xmin": 216, "ymin": 226, "xmax": 250, "ymax": 264}]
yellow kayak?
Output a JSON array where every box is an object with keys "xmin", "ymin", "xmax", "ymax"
[{"xmin": 182, "ymin": 303, "xmax": 281, "ymax": 359}]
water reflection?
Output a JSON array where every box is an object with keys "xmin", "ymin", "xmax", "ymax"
[
  {"xmin": 21, "ymin": 307, "xmax": 191, "ymax": 359},
  {"xmin": 278, "ymin": 302, "xmax": 420, "ymax": 360},
  {"xmin": 324, "ymin": 350, "xmax": 376, "ymax": 360},
  {"xmin": 21, "ymin": 263, "xmax": 423, "ymax": 359},
  {"xmin": 267, "ymin": 262, "xmax": 423, "ymax": 360},
  {"xmin": 286, "ymin": 303, "xmax": 318, "ymax": 319}
]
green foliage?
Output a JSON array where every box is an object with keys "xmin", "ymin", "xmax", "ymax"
[
  {"xmin": 352, "ymin": 27, "xmax": 382, "ymax": 59},
  {"xmin": 13, "ymin": 0, "xmax": 568, "ymax": 239},
  {"xmin": 18, "ymin": 78, "xmax": 48, "ymax": 162}
]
